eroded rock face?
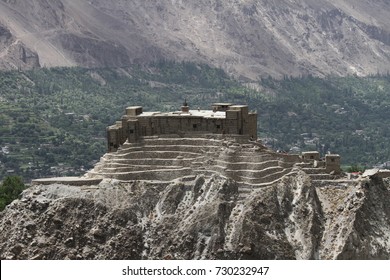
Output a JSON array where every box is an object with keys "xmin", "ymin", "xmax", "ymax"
[
  {"xmin": 335, "ymin": 177, "xmax": 390, "ymax": 259},
  {"xmin": 1, "ymin": 172, "xmax": 389, "ymax": 260},
  {"xmin": 0, "ymin": 23, "xmax": 40, "ymax": 70}
]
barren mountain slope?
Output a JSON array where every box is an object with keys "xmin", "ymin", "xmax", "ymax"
[
  {"xmin": 0, "ymin": 0, "xmax": 390, "ymax": 78},
  {"xmin": 0, "ymin": 22, "xmax": 40, "ymax": 69}
]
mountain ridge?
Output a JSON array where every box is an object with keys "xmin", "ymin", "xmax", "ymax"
[{"xmin": 1, "ymin": 0, "xmax": 390, "ymax": 79}]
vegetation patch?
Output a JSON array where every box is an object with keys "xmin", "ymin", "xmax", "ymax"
[
  {"xmin": 0, "ymin": 176, "xmax": 27, "ymax": 211},
  {"xmin": 1, "ymin": 62, "xmax": 390, "ymax": 181}
]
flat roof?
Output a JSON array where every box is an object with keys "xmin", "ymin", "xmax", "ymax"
[
  {"xmin": 137, "ymin": 110, "xmax": 226, "ymax": 119},
  {"xmin": 126, "ymin": 106, "xmax": 143, "ymax": 109},
  {"xmin": 229, "ymin": 105, "xmax": 248, "ymax": 108},
  {"xmin": 212, "ymin": 103, "xmax": 233, "ymax": 106}
]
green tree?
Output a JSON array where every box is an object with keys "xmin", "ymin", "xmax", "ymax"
[
  {"xmin": 347, "ymin": 164, "xmax": 365, "ymax": 173},
  {"xmin": 0, "ymin": 176, "xmax": 27, "ymax": 211}
]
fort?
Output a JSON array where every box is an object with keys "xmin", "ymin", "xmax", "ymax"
[
  {"xmin": 33, "ymin": 102, "xmax": 345, "ymax": 190},
  {"xmin": 106, "ymin": 102, "xmax": 257, "ymax": 152},
  {"xmin": 83, "ymin": 103, "xmax": 341, "ymax": 183}
]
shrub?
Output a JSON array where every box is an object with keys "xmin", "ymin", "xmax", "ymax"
[
  {"xmin": 0, "ymin": 176, "xmax": 27, "ymax": 211},
  {"xmin": 347, "ymin": 164, "xmax": 365, "ymax": 173}
]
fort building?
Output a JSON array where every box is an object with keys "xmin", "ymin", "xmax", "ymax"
[
  {"xmin": 107, "ymin": 102, "xmax": 258, "ymax": 152},
  {"xmin": 32, "ymin": 102, "xmax": 352, "ymax": 187},
  {"xmin": 102, "ymin": 102, "xmax": 344, "ymax": 179}
]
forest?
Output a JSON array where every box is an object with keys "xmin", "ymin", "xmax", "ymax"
[{"xmin": 1, "ymin": 61, "xmax": 390, "ymax": 182}]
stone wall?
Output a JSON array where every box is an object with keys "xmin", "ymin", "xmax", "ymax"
[
  {"xmin": 325, "ymin": 154, "xmax": 341, "ymax": 174},
  {"xmin": 107, "ymin": 103, "xmax": 258, "ymax": 152},
  {"xmin": 105, "ymin": 103, "xmax": 342, "ymax": 176}
]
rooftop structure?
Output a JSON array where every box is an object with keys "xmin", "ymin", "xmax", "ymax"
[{"xmin": 107, "ymin": 102, "xmax": 258, "ymax": 152}]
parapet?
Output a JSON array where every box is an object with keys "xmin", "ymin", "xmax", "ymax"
[
  {"xmin": 126, "ymin": 106, "xmax": 143, "ymax": 116},
  {"xmin": 302, "ymin": 151, "xmax": 320, "ymax": 161},
  {"xmin": 32, "ymin": 177, "xmax": 103, "ymax": 186},
  {"xmin": 362, "ymin": 169, "xmax": 390, "ymax": 179},
  {"xmin": 212, "ymin": 103, "xmax": 233, "ymax": 112}
]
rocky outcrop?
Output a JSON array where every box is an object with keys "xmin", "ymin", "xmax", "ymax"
[
  {"xmin": 0, "ymin": 23, "xmax": 40, "ymax": 70},
  {"xmin": 1, "ymin": 135, "xmax": 389, "ymax": 260},
  {"xmin": 335, "ymin": 177, "xmax": 390, "ymax": 259},
  {"xmin": 1, "ymin": 171, "xmax": 389, "ymax": 260}
]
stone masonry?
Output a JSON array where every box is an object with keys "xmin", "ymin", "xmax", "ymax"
[
  {"xmin": 34, "ymin": 102, "xmax": 344, "ymax": 187},
  {"xmin": 86, "ymin": 102, "xmax": 345, "ymax": 189},
  {"xmin": 107, "ymin": 102, "xmax": 257, "ymax": 152}
]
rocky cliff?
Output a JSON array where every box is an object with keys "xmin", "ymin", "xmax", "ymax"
[
  {"xmin": 1, "ymin": 135, "xmax": 389, "ymax": 260},
  {"xmin": 0, "ymin": 0, "xmax": 390, "ymax": 79},
  {"xmin": 0, "ymin": 172, "xmax": 389, "ymax": 260},
  {"xmin": 0, "ymin": 23, "xmax": 40, "ymax": 69}
]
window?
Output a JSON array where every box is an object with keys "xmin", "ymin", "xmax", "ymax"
[
  {"xmin": 129, "ymin": 129, "xmax": 134, "ymax": 134},
  {"xmin": 216, "ymin": 125, "xmax": 221, "ymax": 129},
  {"xmin": 193, "ymin": 124, "xmax": 198, "ymax": 129}
]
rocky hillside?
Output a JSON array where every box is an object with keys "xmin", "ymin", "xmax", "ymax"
[
  {"xmin": 0, "ymin": 0, "xmax": 390, "ymax": 79},
  {"xmin": 1, "ymin": 135, "xmax": 390, "ymax": 260},
  {"xmin": 1, "ymin": 172, "xmax": 389, "ymax": 259}
]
